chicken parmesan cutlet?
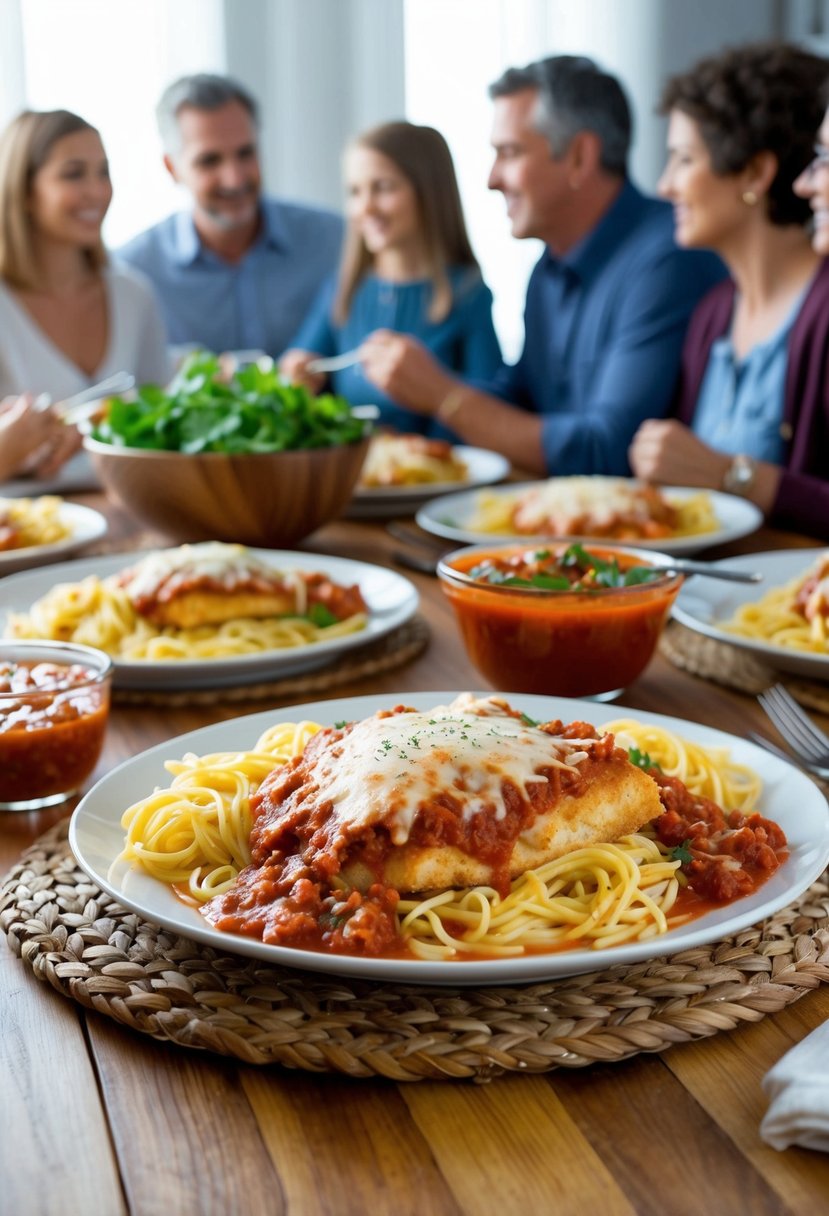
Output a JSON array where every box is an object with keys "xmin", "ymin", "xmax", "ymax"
[
  {"xmin": 114, "ymin": 542, "xmax": 367, "ymax": 629},
  {"xmin": 204, "ymin": 695, "xmax": 662, "ymax": 953}
]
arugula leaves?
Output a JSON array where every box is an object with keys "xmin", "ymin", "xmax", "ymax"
[{"xmin": 92, "ymin": 351, "xmax": 366, "ymax": 453}]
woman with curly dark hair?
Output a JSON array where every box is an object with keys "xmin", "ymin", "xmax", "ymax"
[{"xmin": 629, "ymin": 43, "xmax": 829, "ymax": 536}]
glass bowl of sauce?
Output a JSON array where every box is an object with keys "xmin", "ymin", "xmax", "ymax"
[
  {"xmin": 437, "ymin": 541, "xmax": 683, "ymax": 701},
  {"xmin": 0, "ymin": 641, "xmax": 112, "ymax": 811}
]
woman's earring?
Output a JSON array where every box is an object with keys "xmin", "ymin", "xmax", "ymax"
[{"xmin": 742, "ymin": 190, "xmax": 758, "ymax": 206}]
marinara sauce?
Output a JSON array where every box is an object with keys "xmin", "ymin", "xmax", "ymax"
[
  {"xmin": 438, "ymin": 544, "xmax": 683, "ymax": 697},
  {"xmin": 0, "ymin": 659, "xmax": 111, "ymax": 805}
]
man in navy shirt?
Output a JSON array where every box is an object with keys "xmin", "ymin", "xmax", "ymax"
[
  {"xmin": 118, "ymin": 74, "xmax": 342, "ymax": 360},
  {"xmin": 359, "ymin": 56, "xmax": 724, "ymax": 475}
]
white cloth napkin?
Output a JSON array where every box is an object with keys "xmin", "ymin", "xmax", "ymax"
[{"xmin": 760, "ymin": 1020, "xmax": 829, "ymax": 1151}]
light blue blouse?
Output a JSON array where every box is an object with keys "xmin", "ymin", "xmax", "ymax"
[
  {"xmin": 289, "ymin": 267, "xmax": 502, "ymax": 435},
  {"xmin": 690, "ymin": 293, "xmax": 807, "ymax": 463}
]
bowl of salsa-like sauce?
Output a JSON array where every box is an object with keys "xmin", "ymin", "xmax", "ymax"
[
  {"xmin": 437, "ymin": 541, "xmax": 683, "ymax": 700},
  {"xmin": 0, "ymin": 641, "xmax": 112, "ymax": 810}
]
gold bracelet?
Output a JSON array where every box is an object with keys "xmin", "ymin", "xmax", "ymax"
[{"xmin": 437, "ymin": 386, "xmax": 469, "ymax": 424}]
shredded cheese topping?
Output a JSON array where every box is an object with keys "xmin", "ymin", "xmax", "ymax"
[
  {"xmin": 116, "ymin": 542, "xmax": 303, "ymax": 604},
  {"xmin": 301, "ymin": 695, "xmax": 592, "ymax": 846}
]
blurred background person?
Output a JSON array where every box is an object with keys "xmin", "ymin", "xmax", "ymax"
[
  {"xmin": 629, "ymin": 42, "xmax": 829, "ymax": 537},
  {"xmin": 355, "ymin": 55, "xmax": 724, "ymax": 474},
  {"xmin": 0, "ymin": 108, "xmax": 168, "ymax": 483},
  {"xmin": 280, "ymin": 120, "xmax": 501, "ymax": 435},
  {"xmin": 119, "ymin": 74, "xmax": 342, "ymax": 362}
]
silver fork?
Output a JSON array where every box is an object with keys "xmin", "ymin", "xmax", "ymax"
[{"xmin": 756, "ymin": 683, "xmax": 829, "ymax": 775}]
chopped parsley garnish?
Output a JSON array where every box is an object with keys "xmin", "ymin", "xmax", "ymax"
[
  {"xmin": 306, "ymin": 603, "xmax": 339, "ymax": 628},
  {"xmin": 468, "ymin": 542, "xmax": 662, "ymax": 591},
  {"xmin": 334, "ymin": 720, "xmax": 348, "ymax": 729},
  {"xmin": 628, "ymin": 746, "xmax": 662, "ymax": 772},
  {"xmin": 520, "ymin": 712, "xmax": 540, "ymax": 727},
  {"xmin": 669, "ymin": 840, "xmax": 694, "ymax": 866}
]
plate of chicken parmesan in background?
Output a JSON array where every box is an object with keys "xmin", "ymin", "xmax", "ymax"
[
  {"xmin": 0, "ymin": 496, "xmax": 107, "ymax": 575},
  {"xmin": 69, "ymin": 690, "xmax": 829, "ymax": 985},
  {"xmin": 347, "ymin": 437, "xmax": 510, "ymax": 518},
  {"xmin": 415, "ymin": 477, "xmax": 762, "ymax": 555},
  {"xmin": 674, "ymin": 548, "xmax": 829, "ymax": 680},
  {"xmin": 0, "ymin": 543, "xmax": 418, "ymax": 688}
]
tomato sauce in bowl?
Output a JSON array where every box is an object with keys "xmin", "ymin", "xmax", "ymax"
[
  {"xmin": 437, "ymin": 542, "xmax": 683, "ymax": 699},
  {"xmin": 0, "ymin": 642, "xmax": 112, "ymax": 810}
]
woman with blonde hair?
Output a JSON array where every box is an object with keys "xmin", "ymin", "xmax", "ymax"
[
  {"xmin": 281, "ymin": 120, "xmax": 500, "ymax": 434},
  {"xmin": 0, "ymin": 108, "xmax": 168, "ymax": 481},
  {"xmin": 628, "ymin": 43, "xmax": 829, "ymax": 536}
]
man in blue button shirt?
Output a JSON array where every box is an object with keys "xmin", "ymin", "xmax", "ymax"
[
  {"xmin": 360, "ymin": 56, "xmax": 724, "ymax": 475},
  {"xmin": 118, "ymin": 74, "xmax": 343, "ymax": 361}
]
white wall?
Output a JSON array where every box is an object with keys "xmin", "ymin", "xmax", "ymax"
[{"xmin": 222, "ymin": 0, "xmax": 406, "ymax": 210}]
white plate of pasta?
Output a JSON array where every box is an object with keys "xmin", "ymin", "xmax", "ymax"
[
  {"xmin": 0, "ymin": 498, "xmax": 107, "ymax": 575},
  {"xmin": 347, "ymin": 444, "xmax": 510, "ymax": 518},
  {"xmin": 0, "ymin": 548, "xmax": 418, "ymax": 689},
  {"xmin": 673, "ymin": 548, "xmax": 829, "ymax": 679},
  {"xmin": 68, "ymin": 690, "xmax": 829, "ymax": 986},
  {"xmin": 415, "ymin": 480, "xmax": 762, "ymax": 555}
]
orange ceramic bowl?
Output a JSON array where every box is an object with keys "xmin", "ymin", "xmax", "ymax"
[
  {"xmin": 437, "ymin": 542, "xmax": 683, "ymax": 699},
  {"xmin": 0, "ymin": 640, "xmax": 112, "ymax": 810}
]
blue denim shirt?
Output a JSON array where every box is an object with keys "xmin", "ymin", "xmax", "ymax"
[
  {"xmin": 483, "ymin": 180, "xmax": 726, "ymax": 475},
  {"xmin": 690, "ymin": 289, "xmax": 809, "ymax": 464},
  {"xmin": 117, "ymin": 197, "xmax": 343, "ymax": 359}
]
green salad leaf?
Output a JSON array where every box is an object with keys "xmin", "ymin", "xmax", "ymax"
[{"xmin": 91, "ymin": 351, "xmax": 366, "ymax": 453}]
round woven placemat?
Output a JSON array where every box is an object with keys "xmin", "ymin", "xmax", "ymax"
[
  {"xmin": 2, "ymin": 822, "xmax": 828, "ymax": 1083},
  {"xmin": 112, "ymin": 616, "xmax": 430, "ymax": 707},
  {"xmin": 660, "ymin": 621, "xmax": 829, "ymax": 713}
]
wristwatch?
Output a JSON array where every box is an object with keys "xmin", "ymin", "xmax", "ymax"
[{"xmin": 722, "ymin": 454, "xmax": 757, "ymax": 496}]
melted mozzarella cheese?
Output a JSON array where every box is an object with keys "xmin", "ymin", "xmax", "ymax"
[
  {"xmin": 115, "ymin": 542, "xmax": 297, "ymax": 602},
  {"xmin": 512, "ymin": 476, "xmax": 659, "ymax": 532},
  {"xmin": 307, "ymin": 695, "xmax": 593, "ymax": 846}
]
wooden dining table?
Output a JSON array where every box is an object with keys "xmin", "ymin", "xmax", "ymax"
[{"xmin": 2, "ymin": 491, "xmax": 829, "ymax": 1216}]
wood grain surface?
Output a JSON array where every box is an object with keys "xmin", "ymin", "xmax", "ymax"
[{"xmin": 2, "ymin": 492, "xmax": 829, "ymax": 1216}]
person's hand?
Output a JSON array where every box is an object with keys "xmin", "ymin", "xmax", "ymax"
[
  {"xmin": 279, "ymin": 349, "xmax": 327, "ymax": 395},
  {"xmin": 358, "ymin": 331, "xmax": 456, "ymax": 414},
  {"xmin": 0, "ymin": 394, "xmax": 82, "ymax": 481},
  {"xmin": 629, "ymin": 418, "xmax": 731, "ymax": 488}
]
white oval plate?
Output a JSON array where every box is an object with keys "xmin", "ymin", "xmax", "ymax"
[
  {"xmin": 0, "ymin": 549, "xmax": 418, "ymax": 688},
  {"xmin": 0, "ymin": 500, "xmax": 107, "ymax": 576},
  {"xmin": 415, "ymin": 482, "xmax": 763, "ymax": 556},
  {"xmin": 673, "ymin": 548, "xmax": 829, "ymax": 680},
  {"xmin": 347, "ymin": 446, "xmax": 510, "ymax": 519},
  {"xmin": 69, "ymin": 690, "xmax": 829, "ymax": 987}
]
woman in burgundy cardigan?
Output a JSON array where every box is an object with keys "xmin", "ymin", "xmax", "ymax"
[{"xmin": 629, "ymin": 44, "xmax": 829, "ymax": 538}]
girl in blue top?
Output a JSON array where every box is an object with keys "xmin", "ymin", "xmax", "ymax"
[{"xmin": 280, "ymin": 121, "xmax": 501, "ymax": 435}]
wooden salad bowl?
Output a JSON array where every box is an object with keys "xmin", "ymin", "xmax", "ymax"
[{"xmin": 84, "ymin": 435, "xmax": 371, "ymax": 548}]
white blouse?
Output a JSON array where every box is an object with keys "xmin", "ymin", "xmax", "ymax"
[{"xmin": 0, "ymin": 264, "xmax": 170, "ymax": 399}]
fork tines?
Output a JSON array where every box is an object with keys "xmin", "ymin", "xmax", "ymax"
[{"xmin": 757, "ymin": 683, "xmax": 829, "ymax": 765}]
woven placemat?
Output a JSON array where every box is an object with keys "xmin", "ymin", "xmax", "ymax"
[
  {"xmin": 660, "ymin": 621, "xmax": 829, "ymax": 713},
  {"xmin": 2, "ymin": 822, "xmax": 828, "ymax": 1083},
  {"xmin": 112, "ymin": 616, "xmax": 430, "ymax": 707}
]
